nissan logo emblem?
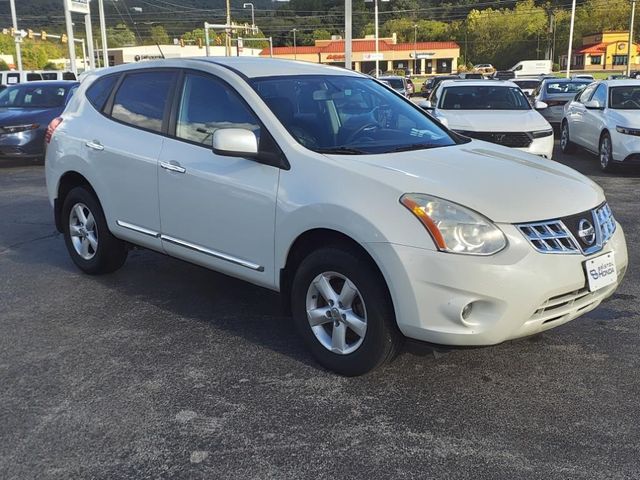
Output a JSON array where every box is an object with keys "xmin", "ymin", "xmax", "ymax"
[{"xmin": 578, "ymin": 219, "xmax": 596, "ymax": 245}]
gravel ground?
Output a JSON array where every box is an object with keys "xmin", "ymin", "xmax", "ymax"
[{"xmin": 1, "ymin": 143, "xmax": 639, "ymax": 480}]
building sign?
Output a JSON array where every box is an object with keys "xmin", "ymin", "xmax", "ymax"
[
  {"xmin": 327, "ymin": 54, "xmax": 346, "ymax": 61},
  {"xmin": 416, "ymin": 52, "xmax": 435, "ymax": 59},
  {"xmin": 134, "ymin": 54, "xmax": 163, "ymax": 62},
  {"xmin": 67, "ymin": 0, "xmax": 90, "ymax": 14},
  {"xmin": 364, "ymin": 53, "xmax": 384, "ymax": 61}
]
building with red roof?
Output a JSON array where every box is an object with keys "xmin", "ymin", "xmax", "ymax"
[
  {"xmin": 560, "ymin": 31, "xmax": 640, "ymax": 71},
  {"xmin": 260, "ymin": 34, "xmax": 460, "ymax": 75}
]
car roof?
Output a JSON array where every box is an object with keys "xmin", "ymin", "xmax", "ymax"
[
  {"xmin": 541, "ymin": 78, "xmax": 589, "ymax": 83},
  {"xmin": 93, "ymin": 57, "xmax": 364, "ymax": 80},
  {"xmin": 378, "ymin": 76, "xmax": 404, "ymax": 80},
  {"xmin": 439, "ymin": 79, "xmax": 518, "ymax": 87},
  {"xmin": 600, "ymin": 79, "xmax": 640, "ymax": 86}
]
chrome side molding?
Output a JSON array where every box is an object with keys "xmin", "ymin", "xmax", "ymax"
[{"xmin": 116, "ymin": 220, "xmax": 160, "ymax": 238}]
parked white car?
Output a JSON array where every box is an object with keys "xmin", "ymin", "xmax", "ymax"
[
  {"xmin": 423, "ymin": 80, "xmax": 554, "ymax": 158},
  {"xmin": 45, "ymin": 59, "xmax": 628, "ymax": 375},
  {"xmin": 561, "ymin": 79, "xmax": 640, "ymax": 171}
]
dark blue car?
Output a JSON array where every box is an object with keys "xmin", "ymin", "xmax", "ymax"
[{"xmin": 0, "ymin": 80, "xmax": 79, "ymax": 160}]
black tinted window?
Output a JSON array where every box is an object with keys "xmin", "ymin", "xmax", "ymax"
[
  {"xmin": 177, "ymin": 73, "xmax": 260, "ymax": 146},
  {"xmin": 41, "ymin": 73, "xmax": 57, "ymax": 80},
  {"xmin": 62, "ymin": 72, "xmax": 77, "ymax": 80},
  {"xmin": 112, "ymin": 71, "xmax": 176, "ymax": 133},
  {"xmin": 26, "ymin": 73, "xmax": 42, "ymax": 81},
  {"xmin": 86, "ymin": 74, "xmax": 119, "ymax": 111}
]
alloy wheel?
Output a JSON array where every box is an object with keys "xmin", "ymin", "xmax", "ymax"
[
  {"xmin": 69, "ymin": 203, "xmax": 98, "ymax": 260},
  {"xmin": 600, "ymin": 135, "xmax": 611, "ymax": 170},
  {"xmin": 305, "ymin": 271, "xmax": 367, "ymax": 355},
  {"xmin": 560, "ymin": 124, "xmax": 569, "ymax": 150}
]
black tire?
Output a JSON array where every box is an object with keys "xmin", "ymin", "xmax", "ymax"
[
  {"xmin": 61, "ymin": 186, "xmax": 127, "ymax": 274},
  {"xmin": 560, "ymin": 121, "xmax": 576, "ymax": 154},
  {"xmin": 599, "ymin": 132, "xmax": 615, "ymax": 173},
  {"xmin": 291, "ymin": 246, "xmax": 402, "ymax": 376}
]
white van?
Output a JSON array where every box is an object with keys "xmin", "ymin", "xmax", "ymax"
[
  {"xmin": 510, "ymin": 60, "xmax": 552, "ymax": 77},
  {"xmin": 0, "ymin": 71, "xmax": 43, "ymax": 86},
  {"xmin": 37, "ymin": 70, "xmax": 77, "ymax": 81}
]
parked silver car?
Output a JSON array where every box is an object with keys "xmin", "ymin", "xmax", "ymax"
[{"xmin": 531, "ymin": 78, "xmax": 592, "ymax": 127}]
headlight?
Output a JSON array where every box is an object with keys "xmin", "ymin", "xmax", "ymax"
[
  {"xmin": 400, "ymin": 194, "xmax": 507, "ymax": 255},
  {"xmin": 1, "ymin": 124, "xmax": 39, "ymax": 134},
  {"xmin": 531, "ymin": 129, "xmax": 553, "ymax": 138},
  {"xmin": 616, "ymin": 125, "xmax": 640, "ymax": 136}
]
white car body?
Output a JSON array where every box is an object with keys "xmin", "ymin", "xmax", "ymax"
[
  {"xmin": 428, "ymin": 80, "xmax": 554, "ymax": 158},
  {"xmin": 45, "ymin": 58, "xmax": 628, "ymax": 372},
  {"xmin": 562, "ymin": 79, "xmax": 640, "ymax": 168}
]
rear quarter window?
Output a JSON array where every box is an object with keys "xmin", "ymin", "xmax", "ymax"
[
  {"xmin": 62, "ymin": 72, "xmax": 77, "ymax": 80},
  {"xmin": 86, "ymin": 74, "xmax": 119, "ymax": 111},
  {"xmin": 26, "ymin": 73, "xmax": 42, "ymax": 81}
]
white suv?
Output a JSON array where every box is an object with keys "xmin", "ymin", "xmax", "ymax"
[{"xmin": 45, "ymin": 58, "xmax": 628, "ymax": 375}]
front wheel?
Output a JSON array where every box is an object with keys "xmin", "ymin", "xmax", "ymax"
[
  {"xmin": 599, "ymin": 132, "xmax": 615, "ymax": 172},
  {"xmin": 560, "ymin": 121, "xmax": 576, "ymax": 154},
  {"xmin": 291, "ymin": 246, "xmax": 402, "ymax": 376}
]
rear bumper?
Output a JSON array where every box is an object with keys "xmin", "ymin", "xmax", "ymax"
[{"xmin": 0, "ymin": 128, "xmax": 45, "ymax": 158}]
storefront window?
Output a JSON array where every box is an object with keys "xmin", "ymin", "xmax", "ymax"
[
  {"xmin": 590, "ymin": 55, "xmax": 602, "ymax": 65},
  {"xmin": 613, "ymin": 55, "xmax": 628, "ymax": 66}
]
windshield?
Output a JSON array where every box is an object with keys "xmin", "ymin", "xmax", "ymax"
[
  {"xmin": 439, "ymin": 85, "xmax": 530, "ymax": 110},
  {"xmin": 545, "ymin": 81, "xmax": 590, "ymax": 94},
  {"xmin": 382, "ymin": 78, "xmax": 404, "ymax": 89},
  {"xmin": 0, "ymin": 84, "xmax": 69, "ymax": 108},
  {"xmin": 252, "ymin": 75, "xmax": 456, "ymax": 155},
  {"xmin": 610, "ymin": 86, "xmax": 640, "ymax": 109}
]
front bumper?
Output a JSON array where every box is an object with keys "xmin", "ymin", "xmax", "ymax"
[
  {"xmin": 367, "ymin": 223, "xmax": 628, "ymax": 346},
  {"xmin": 611, "ymin": 129, "xmax": 640, "ymax": 162}
]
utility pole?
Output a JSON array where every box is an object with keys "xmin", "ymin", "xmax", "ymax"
[
  {"xmin": 9, "ymin": 0, "xmax": 22, "ymax": 70},
  {"xmin": 226, "ymin": 0, "xmax": 232, "ymax": 56},
  {"xmin": 98, "ymin": 0, "xmax": 109, "ymax": 68},
  {"xmin": 413, "ymin": 24, "xmax": 418, "ymax": 74},
  {"xmin": 63, "ymin": 0, "xmax": 77, "ymax": 74},
  {"xmin": 565, "ymin": 0, "xmax": 577, "ymax": 78},
  {"xmin": 627, "ymin": 0, "xmax": 636, "ymax": 76},
  {"xmin": 84, "ymin": 5, "xmax": 96, "ymax": 70},
  {"xmin": 293, "ymin": 28, "xmax": 297, "ymax": 60},
  {"xmin": 374, "ymin": 0, "xmax": 380, "ymax": 77},
  {"xmin": 345, "ymin": 0, "xmax": 352, "ymax": 69}
]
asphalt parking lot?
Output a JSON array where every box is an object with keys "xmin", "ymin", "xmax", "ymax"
[{"xmin": 1, "ymin": 144, "xmax": 639, "ymax": 480}]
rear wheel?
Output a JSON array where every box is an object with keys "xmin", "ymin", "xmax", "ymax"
[
  {"xmin": 599, "ymin": 132, "xmax": 615, "ymax": 172},
  {"xmin": 291, "ymin": 246, "xmax": 402, "ymax": 376},
  {"xmin": 560, "ymin": 121, "xmax": 576, "ymax": 154},
  {"xmin": 62, "ymin": 187, "xmax": 127, "ymax": 274}
]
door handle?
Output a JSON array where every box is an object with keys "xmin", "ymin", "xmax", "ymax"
[
  {"xmin": 85, "ymin": 140, "xmax": 104, "ymax": 151},
  {"xmin": 160, "ymin": 161, "xmax": 186, "ymax": 174}
]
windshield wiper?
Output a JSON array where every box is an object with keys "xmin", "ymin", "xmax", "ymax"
[
  {"xmin": 316, "ymin": 147, "xmax": 368, "ymax": 155},
  {"xmin": 385, "ymin": 143, "xmax": 439, "ymax": 153}
]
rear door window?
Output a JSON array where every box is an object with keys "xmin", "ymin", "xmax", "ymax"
[
  {"xmin": 7, "ymin": 73, "xmax": 19, "ymax": 85},
  {"xmin": 110, "ymin": 70, "xmax": 177, "ymax": 133},
  {"xmin": 86, "ymin": 74, "xmax": 119, "ymax": 111},
  {"xmin": 26, "ymin": 73, "xmax": 42, "ymax": 81}
]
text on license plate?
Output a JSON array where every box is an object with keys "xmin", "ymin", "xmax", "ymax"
[{"xmin": 584, "ymin": 252, "xmax": 617, "ymax": 292}]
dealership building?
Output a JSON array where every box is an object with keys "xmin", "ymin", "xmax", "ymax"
[{"xmin": 260, "ymin": 35, "xmax": 460, "ymax": 75}]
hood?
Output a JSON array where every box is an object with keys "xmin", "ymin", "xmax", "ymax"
[
  {"xmin": 607, "ymin": 109, "xmax": 640, "ymax": 127},
  {"xmin": 332, "ymin": 142, "xmax": 604, "ymax": 223},
  {"xmin": 0, "ymin": 107, "xmax": 62, "ymax": 127},
  {"xmin": 437, "ymin": 109, "xmax": 549, "ymax": 132}
]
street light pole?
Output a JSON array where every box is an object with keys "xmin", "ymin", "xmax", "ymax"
[
  {"xmin": 63, "ymin": 0, "xmax": 77, "ymax": 74},
  {"xmin": 565, "ymin": 0, "xmax": 577, "ymax": 78},
  {"xmin": 413, "ymin": 24, "xmax": 418, "ymax": 75},
  {"xmin": 627, "ymin": 0, "xmax": 636, "ymax": 76},
  {"xmin": 293, "ymin": 28, "xmax": 297, "ymax": 60},
  {"xmin": 225, "ymin": 0, "xmax": 232, "ymax": 56},
  {"xmin": 98, "ymin": 0, "xmax": 109, "ymax": 68},
  {"xmin": 243, "ymin": 3, "xmax": 255, "ymax": 28},
  {"xmin": 374, "ymin": 0, "xmax": 379, "ymax": 77},
  {"xmin": 345, "ymin": 0, "xmax": 352, "ymax": 69},
  {"xmin": 9, "ymin": 0, "xmax": 22, "ymax": 70}
]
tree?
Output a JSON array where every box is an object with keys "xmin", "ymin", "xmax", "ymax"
[
  {"xmin": 0, "ymin": 59, "xmax": 9, "ymax": 71},
  {"xmin": 42, "ymin": 61, "xmax": 59, "ymax": 70},
  {"xmin": 148, "ymin": 25, "xmax": 169, "ymax": 45},
  {"xmin": 313, "ymin": 29, "xmax": 332, "ymax": 41},
  {"xmin": 106, "ymin": 24, "xmax": 136, "ymax": 47}
]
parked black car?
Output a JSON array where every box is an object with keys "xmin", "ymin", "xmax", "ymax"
[{"xmin": 0, "ymin": 81, "xmax": 78, "ymax": 160}]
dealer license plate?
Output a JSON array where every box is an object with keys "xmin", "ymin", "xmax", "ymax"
[{"xmin": 584, "ymin": 252, "xmax": 617, "ymax": 292}]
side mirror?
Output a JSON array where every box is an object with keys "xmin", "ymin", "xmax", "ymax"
[
  {"xmin": 534, "ymin": 100, "xmax": 548, "ymax": 110},
  {"xmin": 418, "ymin": 99, "xmax": 433, "ymax": 110},
  {"xmin": 584, "ymin": 99, "xmax": 603, "ymax": 110},
  {"xmin": 212, "ymin": 128, "xmax": 258, "ymax": 158}
]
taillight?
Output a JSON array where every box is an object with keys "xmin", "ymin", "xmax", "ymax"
[{"xmin": 45, "ymin": 117, "xmax": 63, "ymax": 144}]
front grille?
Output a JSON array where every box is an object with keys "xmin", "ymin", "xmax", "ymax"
[
  {"xmin": 517, "ymin": 202, "xmax": 616, "ymax": 255},
  {"xmin": 456, "ymin": 130, "xmax": 532, "ymax": 148},
  {"xmin": 529, "ymin": 284, "xmax": 615, "ymax": 324}
]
